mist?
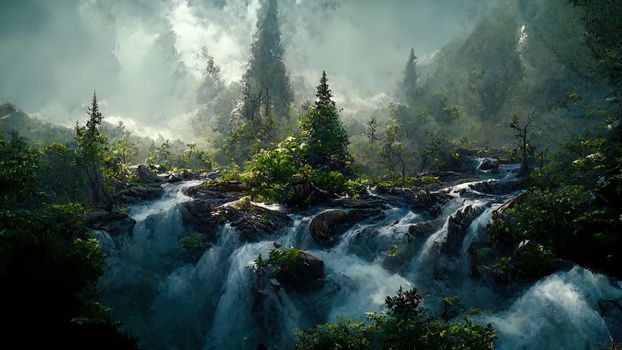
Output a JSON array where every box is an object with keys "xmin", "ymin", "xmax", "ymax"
[{"xmin": 0, "ymin": 0, "xmax": 489, "ymax": 140}]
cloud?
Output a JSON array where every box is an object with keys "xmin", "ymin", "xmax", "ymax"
[{"xmin": 0, "ymin": 0, "xmax": 489, "ymax": 139}]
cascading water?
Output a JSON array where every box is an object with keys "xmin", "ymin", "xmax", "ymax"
[{"xmin": 95, "ymin": 163, "xmax": 622, "ymax": 349}]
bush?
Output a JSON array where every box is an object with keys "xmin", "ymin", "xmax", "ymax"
[{"xmin": 295, "ymin": 287, "xmax": 496, "ymax": 350}]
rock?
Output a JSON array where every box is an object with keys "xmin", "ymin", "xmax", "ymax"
[
  {"xmin": 205, "ymin": 169, "xmax": 221, "ymax": 181},
  {"xmin": 598, "ymin": 299, "xmax": 622, "ymax": 344},
  {"xmin": 478, "ymin": 158, "xmax": 500, "ymax": 172},
  {"xmin": 212, "ymin": 197, "xmax": 294, "ymax": 241},
  {"xmin": 286, "ymin": 181, "xmax": 337, "ymax": 208},
  {"xmin": 441, "ymin": 204, "xmax": 486, "ymax": 256},
  {"xmin": 309, "ymin": 208, "xmax": 383, "ymax": 246},
  {"xmin": 118, "ymin": 185, "xmax": 163, "ymax": 204},
  {"xmin": 375, "ymin": 186, "xmax": 452, "ymax": 216},
  {"xmin": 408, "ymin": 217, "xmax": 445, "ymax": 238},
  {"xmin": 182, "ymin": 193, "xmax": 293, "ymax": 242},
  {"xmin": 489, "ymin": 192, "xmax": 528, "ymax": 226},
  {"xmin": 460, "ymin": 178, "xmax": 526, "ymax": 196},
  {"xmin": 131, "ymin": 164, "xmax": 161, "ymax": 184},
  {"xmin": 85, "ymin": 210, "xmax": 135, "ymax": 236},
  {"xmin": 273, "ymin": 250, "xmax": 325, "ymax": 292}
]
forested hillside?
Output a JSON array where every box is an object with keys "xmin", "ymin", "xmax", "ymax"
[{"xmin": 1, "ymin": 0, "xmax": 621, "ymax": 349}]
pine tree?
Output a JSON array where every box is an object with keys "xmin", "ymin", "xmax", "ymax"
[
  {"xmin": 299, "ymin": 71, "xmax": 350, "ymax": 169},
  {"xmin": 241, "ymin": 0, "xmax": 293, "ymax": 124},
  {"xmin": 75, "ymin": 91, "xmax": 108, "ymax": 208},
  {"xmin": 401, "ymin": 48, "xmax": 418, "ymax": 102}
]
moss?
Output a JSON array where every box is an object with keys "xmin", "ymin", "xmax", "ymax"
[{"xmin": 180, "ymin": 233, "xmax": 207, "ymax": 254}]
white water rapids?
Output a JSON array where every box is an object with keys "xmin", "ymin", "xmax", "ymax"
[{"xmin": 95, "ymin": 165, "xmax": 622, "ymax": 349}]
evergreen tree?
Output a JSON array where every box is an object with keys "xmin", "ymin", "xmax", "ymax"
[
  {"xmin": 241, "ymin": 0, "xmax": 293, "ymax": 125},
  {"xmin": 401, "ymin": 48, "xmax": 418, "ymax": 102},
  {"xmin": 299, "ymin": 71, "xmax": 350, "ymax": 169},
  {"xmin": 75, "ymin": 92, "xmax": 108, "ymax": 208}
]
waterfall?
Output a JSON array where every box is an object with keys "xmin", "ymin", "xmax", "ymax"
[
  {"xmin": 487, "ymin": 267, "xmax": 622, "ymax": 350},
  {"xmin": 94, "ymin": 174, "xmax": 622, "ymax": 349}
]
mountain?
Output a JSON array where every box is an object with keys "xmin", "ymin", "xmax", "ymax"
[
  {"xmin": 0, "ymin": 102, "xmax": 74, "ymax": 145},
  {"xmin": 414, "ymin": 0, "xmax": 614, "ymax": 147}
]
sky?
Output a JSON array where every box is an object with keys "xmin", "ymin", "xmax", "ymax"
[{"xmin": 0, "ymin": 0, "xmax": 490, "ymax": 140}]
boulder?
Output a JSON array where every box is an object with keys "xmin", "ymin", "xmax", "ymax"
[
  {"xmin": 286, "ymin": 181, "xmax": 337, "ymax": 208},
  {"xmin": 272, "ymin": 250, "xmax": 325, "ymax": 292},
  {"xmin": 118, "ymin": 185, "xmax": 163, "ymax": 204},
  {"xmin": 131, "ymin": 164, "xmax": 161, "ymax": 184},
  {"xmin": 441, "ymin": 204, "xmax": 486, "ymax": 256},
  {"xmin": 212, "ymin": 197, "xmax": 294, "ymax": 241},
  {"xmin": 478, "ymin": 158, "xmax": 500, "ymax": 172},
  {"xmin": 408, "ymin": 217, "xmax": 445, "ymax": 239},
  {"xmin": 182, "ymin": 193, "xmax": 293, "ymax": 242},
  {"xmin": 598, "ymin": 299, "xmax": 622, "ymax": 344},
  {"xmin": 309, "ymin": 208, "xmax": 383, "ymax": 246},
  {"xmin": 85, "ymin": 210, "xmax": 135, "ymax": 236}
]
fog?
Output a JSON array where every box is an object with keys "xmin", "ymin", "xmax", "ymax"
[{"xmin": 0, "ymin": 0, "xmax": 490, "ymax": 140}]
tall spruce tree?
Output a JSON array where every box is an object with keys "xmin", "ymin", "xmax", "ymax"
[
  {"xmin": 299, "ymin": 71, "xmax": 350, "ymax": 169},
  {"xmin": 241, "ymin": 0, "xmax": 292, "ymax": 125},
  {"xmin": 401, "ymin": 48, "xmax": 418, "ymax": 102},
  {"xmin": 75, "ymin": 92, "xmax": 108, "ymax": 207}
]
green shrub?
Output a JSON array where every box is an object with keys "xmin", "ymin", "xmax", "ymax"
[
  {"xmin": 295, "ymin": 287, "xmax": 496, "ymax": 350},
  {"xmin": 181, "ymin": 233, "xmax": 207, "ymax": 254}
]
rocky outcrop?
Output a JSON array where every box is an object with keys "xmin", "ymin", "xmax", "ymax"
[
  {"xmin": 408, "ymin": 217, "xmax": 445, "ymax": 239},
  {"xmin": 375, "ymin": 187, "xmax": 452, "ymax": 216},
  {"xmin": 286, "ymin": 181, "xmax": 337, "ymax": 208},
  {"xmin": 182, "ymin": 184, "xmax": 292, "ymax": 242},
  {"xmin": 212, "ymin": 197, "xmax": 293, "ymax": 241},
  {"xmin": 598, "ymin": 299, "xmax": 622, "ymax": 344},
  {"xmin": 309, "ymin": 208, "xmax": 383, "ymax": 246},
  {"xmin": 117, "ymin": 185, "xmax": 163, "ymax": 204},
  {"xmin": 441, "ymin": 204, "xmax": 486, "ymax": 256},
  {"xmin": 478, "ymin": 158, "xmax": 500, "ymax": 173},
  {"xmin": 85, "ymin": 210, "xmax": 135, "ymax": 236},
  {"xmin": 130, "ymin": 164, "xmax": 162, "ymax": 184},
  {"xmin": 272, "ymin": 250, "xmax": 325, "ymax": 292}
]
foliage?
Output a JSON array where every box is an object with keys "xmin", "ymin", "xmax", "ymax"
[
  {"xmin": 181, "ymin": 233, "xmax": 207, "ymax": 254},
  {"xmin": 0, "ymin": 131, "xmax": 41, "ymax": 208},
  {"xmin": 296, "ymin": 287, "xmax": 496, "ymax": 350},
  {"xmin": 299, "ymin": 71, "xmax": 351, "ymax": 169},
  {"xmin": 0, "ymin": 202, "xmax": 137, "ymax": 348},
  {"xmin": 401, "ymin": 48, "xmax": 418, "ymax": 103},
  {"xmin": 570, "ymin": 0, "xmax": 622, "ymax": 86},
  {"xmin": 75, "ymin": 92, "xmax": 109, "ymax": 207},
  {"xmin": 255, "ymin": 246, "xmax": 304, "ymax": 276},
  {"xmin": 38, "ymin": 143, "xmax": 89, "ymax": 203},
  {"xmin": 489, "ymin": 119, "xmax": 622, "ymax": 277}
]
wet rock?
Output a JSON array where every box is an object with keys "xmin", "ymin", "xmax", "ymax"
[
  {"xmin": 598, "ymin": 299, "xmax": 622, "ymax": 344},
  {"xmin": 309, "ymin": 208, "xmax": 383, "ymax": 246},
  {"xmin": 205, "ymin": 169, "xmax": 221, "ymax": 181},
  {"xmin": 272, "ymin": 250, "xmax": 325, "ymax": 292},
  {"xmin": 118, "ymin": 185, "xmax": 163, "ymax": 204},
  {"xmin": 441, "ymin": 204, "xmax": 486, "ymax": 256},
  {"xmin": 212, "ymin": 197, "xmax": 293, "ymax": 241},
  {"xmin": 375, "ymin": 187, "xmax": 452, "ymax": 215},
  {"xmin": 181, "ymin": 182, "xmax": 246, "ymax": 238},
  {"xmin": 478, "ymin": 158, "xmax": 500, "ymax": 172},
  {"xmin": 182, "ymin": 193, "xmax": 292, "ymax": 242},
  {"xmin": 408, "ymin": 217, "xmax": 445, "ymax": 238},
  {"xmin": 459, "ymin": 178, "xmax": 526, "ymax": 196},
  {"xmin": 85, "ymin": 209, "xmax": 135, "ymax": 236},
  {"xmin": 286, "ymin": 181, "xmax": 337, "ymax": 208}
]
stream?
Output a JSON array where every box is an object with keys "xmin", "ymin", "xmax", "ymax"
[{"xmin": 95, "ymin": 162, "xmax": 622, "ymax": 349}]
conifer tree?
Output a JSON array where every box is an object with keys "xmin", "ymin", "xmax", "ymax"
[
  {"xmin": 75, "ymin": 92, "xmax": 108, "ymax": 207},
  {"xmin": 241, "ymin": 0, "xmax": 292, "ymax": 125},
  {"xmin": 299, "ymin": 71, "xmax": 350, "ymax": 169},
  {"xmin": 401, "ymin": 48, "xmax": 418, "ymax": 102}
]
